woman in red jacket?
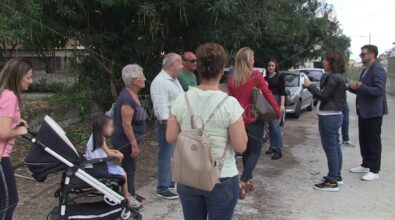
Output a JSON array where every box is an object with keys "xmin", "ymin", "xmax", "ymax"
[{"xmin": 227, "ymin": 47, "xmax": 281, "ymax": 199}]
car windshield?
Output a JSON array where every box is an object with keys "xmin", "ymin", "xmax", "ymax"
[
  {"xmin": 284, "ymin": 74, "xmax": 299, "ymax": 87},
  {"xmin": 300, "ymin": 70, "xmax": 323, "ymax": 82}
]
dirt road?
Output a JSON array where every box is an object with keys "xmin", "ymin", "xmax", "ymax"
[{"xmin": 14, "ymin": 93, "xmax": 395, "ymax": 219}]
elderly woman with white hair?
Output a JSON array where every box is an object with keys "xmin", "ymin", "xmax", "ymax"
[{"xmin": 111, "ymin": 64, "xmax": 148, "ymax": 205}]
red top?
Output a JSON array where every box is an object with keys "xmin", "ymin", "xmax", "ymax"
[{"xmin": 227, "ymin": 70, "xmax": 281, "ymax": 124}]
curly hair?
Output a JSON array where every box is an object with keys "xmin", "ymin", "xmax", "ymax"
[{"xmin": 324, "ymin": 50, "xmax": 347, "ymax": 74}]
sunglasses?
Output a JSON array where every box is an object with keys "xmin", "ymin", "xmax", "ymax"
[
  {"xmin": 359, "ymin": 52, "xmax": 369, "ymax": 58},
  {"xmin": 183, "ymin": 59, "xmax": 197, "ymax": 64}
]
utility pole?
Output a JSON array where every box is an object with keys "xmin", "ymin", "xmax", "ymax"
[{"xmin": 369, "ymin": 33, "xmax": 371, "ymax": 44}]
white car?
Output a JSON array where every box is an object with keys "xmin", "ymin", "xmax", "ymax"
[{"xmin": 283, "ymin": 71, "xmax": 314, "ymax": 118}]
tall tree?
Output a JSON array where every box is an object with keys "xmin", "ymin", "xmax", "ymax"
[{"xmin": 0, "ymin": 0, "xmax": 350, "ymax": 106}]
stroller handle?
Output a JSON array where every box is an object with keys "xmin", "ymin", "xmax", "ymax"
[{"xmin": 17, "ymin": 122, "xmax": 37, "ymax": 142}]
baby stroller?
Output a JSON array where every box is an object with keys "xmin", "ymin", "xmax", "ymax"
[{"xmin": 23, "ymin": 115, "xmax": 142, "ymax": 220}]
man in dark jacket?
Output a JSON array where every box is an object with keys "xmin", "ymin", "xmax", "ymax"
[{"xmin": 349, "ymin": 45, "xmax": 388, "ymax": 181}]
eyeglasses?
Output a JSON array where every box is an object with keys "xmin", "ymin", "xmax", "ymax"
[
  {"xmin": 359, "ymin": 52, "xmax": 369, "ymax": 58},
  {"xmin": 183, "ymin": 59, "xmax": 197, "ymax": 64}
]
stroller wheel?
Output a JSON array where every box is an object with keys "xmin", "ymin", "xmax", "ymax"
[
  {"xmin": 120, "ymin": 208, "xmax": 142, "ymax": 220},
  {"xmin": 120, "ymin": 209, "xmax": 131, "ymax": 219},
  {"xmin": 47, "ymin": 207, "xmax": 59, "ymax": 220}
]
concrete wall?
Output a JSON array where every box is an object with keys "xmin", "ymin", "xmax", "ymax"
[
  {"xmin": 387, "ymin": 57, "xmax": 395, "ymax": 96},
  {"xmin": 27, "ymin": 103, "xmax": 102, "ymax": 133},
  {"xmin": 5, "ymin": 49, "xmax": 77, "ymax": 85}
]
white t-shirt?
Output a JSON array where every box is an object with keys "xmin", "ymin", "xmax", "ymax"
[
  {"xmin": 84, "ymin": 134, "xmax": 107, "ymax": 160},
  {"xmin": 171, "ymin": 87, "xmax": 244, "ymax": 178}
]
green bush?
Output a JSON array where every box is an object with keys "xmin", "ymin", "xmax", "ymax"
[
  {"xmin": 347, "ymin": 67, "xmax": 363, "ymax": 81},
  {"xmin": 26, "ymin": 78, "xmax": 65, "ymax": 93}
]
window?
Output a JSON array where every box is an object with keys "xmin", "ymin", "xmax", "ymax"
[
  {"xmin": 22, "ymin": 57, "xmax": 62, "ymax": 72},
  {"xmin": 300, "ymin": 70, "xmax": 323, "ymax": 82},
  {"xmin": 284, "ymin": 74, "xmax": 299, "ymax": 87}
]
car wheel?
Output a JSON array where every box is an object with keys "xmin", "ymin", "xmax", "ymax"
[
  {"xmin": 307, "ymin": 100, "xmax": 314, "ymax": 111},
  {"xmin": 292, "ymin": 100, "xmax": 302, "ymax": 118}
]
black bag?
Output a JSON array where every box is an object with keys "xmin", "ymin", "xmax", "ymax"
[{"xmin": 252, "ymin": 73, "xmax": 277, "ymax": 122}]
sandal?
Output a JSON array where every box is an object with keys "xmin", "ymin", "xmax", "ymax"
[
  {"xmin": 246, "ymin": 180, "xmax": 254, "ymax": 193},
  {"xmin": 239, "ymin": 181, "xmax": 247, "ymax": 199},
  {"xmin": 135, "ymin": 193, "xmax": 146, "ymax": 203}
]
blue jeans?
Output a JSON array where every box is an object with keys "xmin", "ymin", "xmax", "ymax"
[
  {"xmin": 268, "ymin": 94, "xmax": 283, "ymax": 151},
  {"xmin": 318, "ymin": 114, "xmax": 343, "ymax": 182},
  {"xmin": 341, "ymin": 101, "xmax": 350, "ymax": 142},
  {"xmin": 177, "ymin": 175, "xmax": 239, "ymax": 220},
  {"xmin": 155, "ymin": 120, "xmax": 176, "ymax": 193},
  {"xmin": 241, "ymin": 122, "xmax": 264, "ymax": 182}
]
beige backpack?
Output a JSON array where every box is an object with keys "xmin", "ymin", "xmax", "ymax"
[{"xmin": 172, "ymin": 92, "xmax": 230, "ymax": 192}]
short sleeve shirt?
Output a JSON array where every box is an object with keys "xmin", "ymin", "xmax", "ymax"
[
  {"xmin": 177, "ymin": 69, "xmax": 197, "ymax": 91},
  {"xmin": 111, "ymin": 89, "xmax": 147, "ymax": 154},
  {"xmin": 171, "ymin": 87, "xmax": 244, "ymax": 178},
  {"xmin": 0, "ymin": 90, "xmax": 21, "ymax": 157}
]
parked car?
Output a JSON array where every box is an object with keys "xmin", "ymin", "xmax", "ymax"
[
  {"xmin": 282, "ymin": 71, "xmax": 314, "ymax": 118},
  {"xmin": 297, "ymin": 68, "xmax": 324, "ymax": 105}
]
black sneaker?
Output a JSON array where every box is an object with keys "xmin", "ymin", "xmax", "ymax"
[
  {"xmin": 322, "ymin": 176, "xmax": 344, "ymax": 185},
  {"xmin": 271, "ymin": 150, "xmax": 282, "ymax": 160},
  {"xmin": 313, "ymin": 179, "xmax": 339, "ymax": 192},
  {"xmin": 157, "ymin": 190, "xmax": 179, "ymax": 200},
  {"xmin": 265, "ymin": 147, "xmax": 274, "ymax": 155}
]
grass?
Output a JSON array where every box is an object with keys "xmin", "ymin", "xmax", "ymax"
[{"xmin": 347, "ymin": 67, "xmax": 363, "ymax": 81}]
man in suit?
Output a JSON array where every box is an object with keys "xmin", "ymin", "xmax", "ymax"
[{"xmin": 349, "ymin": 45, "xmax": 388, "ymax": 181}]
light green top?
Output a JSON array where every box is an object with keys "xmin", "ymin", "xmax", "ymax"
[
  {"xmin": 171, "ymin": 87, "xmax": 244, "ymax": 178},
  {"xmin": 177, "ymin": 69, "xmax": 197, "ymax": 91}
]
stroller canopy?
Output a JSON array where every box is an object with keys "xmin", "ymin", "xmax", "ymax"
[{"xmin": 25, "ymin": 115, "xmax": 83, "ymax": 182}]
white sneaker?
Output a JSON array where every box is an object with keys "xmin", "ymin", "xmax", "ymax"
[
  {"xmin": 128, "ymin": 196, "xmax": 143, "ymax": 210},
  {"xmin": 361, "ymin": 172, "xmax": 380, "ymax": 181},
  {"xmin": 342, "ymin": 141, "xmax": 355, "ymax": 147},
  {"xmin": 350, "ymin": 166, "xmax": 370, "ymax": 173}
]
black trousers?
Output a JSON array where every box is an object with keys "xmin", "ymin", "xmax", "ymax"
[
  {"xmin": 121, "ymin": 153, "xmax": 137, "ymax": 196},
  {"xmin": 358, "ymin": 116, "xmax": 383, "ymax": 173},
  {"xmin": 0, "ymin": 157, "xmax": 18, "ymax": 220}
]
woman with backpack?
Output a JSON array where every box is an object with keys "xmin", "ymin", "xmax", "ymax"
[
  {"xmin": 166, "ymin": 43, "xmax": 248, "ymax": 220},
  {"xmin": 227, "ymin": 48, "xmax": 281, "ymax": 199}
]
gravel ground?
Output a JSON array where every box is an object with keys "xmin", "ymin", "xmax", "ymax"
[{"xmin": 139, "ymin": 93, "xmax": 395, "ymax": 220}]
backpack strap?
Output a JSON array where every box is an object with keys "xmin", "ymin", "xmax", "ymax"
[
  {"xmin": 184, "ymin": 92, "xmax": 199, "ymax": 129},
  {"xmin": 204, "ymin": 94, "xmax": 230, "ymax": 174},
  {"xmin": 206, "ymin": 95, "xmax": 229, "ymax": 124}
]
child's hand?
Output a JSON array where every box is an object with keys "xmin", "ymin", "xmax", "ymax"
[{"xmin": 115, "ymin": 150, "xmax": 124, "ymax": 159}]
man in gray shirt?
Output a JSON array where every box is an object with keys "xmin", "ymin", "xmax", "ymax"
[{"xmin": 150, "ymin": 53, "xmax": 183, "ymax": 199}]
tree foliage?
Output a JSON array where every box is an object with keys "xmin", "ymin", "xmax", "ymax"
[{"xmin": 0, "ymin": 0, "xmax": 350, "ymax": 107}]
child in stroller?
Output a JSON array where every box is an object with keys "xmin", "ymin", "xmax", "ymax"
[
  {"xmin": 24, "ymin": 115, "xmax": 142, "ymax": 220},
  {"xmin": 85, "ymin": 115, "xmax": 143, "ymax": 210}
]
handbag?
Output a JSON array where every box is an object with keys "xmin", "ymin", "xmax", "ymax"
[
  {"xmin": 171, "ymin": 92, "xmax": 229, "ymax": 192},
  {"xmin": 252, "ymin": 73, "xmax": 277, "ymax": 122}
]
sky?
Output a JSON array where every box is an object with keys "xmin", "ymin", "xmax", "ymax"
[{"xmin": 325, "ymin": 0, "xmax": 395, "ymax": 61}]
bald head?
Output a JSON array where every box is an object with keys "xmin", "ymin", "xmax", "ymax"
[
  {"xmin": 162, "ymin": 53, "xmax": 183, "ymax": 78},
  {"xmin": 182, "ymin": 51, "xmax": 197, "ymax": 73}
]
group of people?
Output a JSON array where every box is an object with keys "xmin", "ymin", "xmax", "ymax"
[{"xmin": 0, "ymin": 42, "xmax": 387, "ymax": 220}]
